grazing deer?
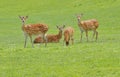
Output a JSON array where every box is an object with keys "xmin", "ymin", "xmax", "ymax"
[
  {"xmin": 64, "ymin": 27, "xmax": 74, "ymax": 46},
  {"xmin": 76, "ymin": 14, "xmax": 99, "ymax": 42},
  {"xmin": 19, "ymin": 15, "xmax": 48, "ymax": 48},
  {"xmin": 34, "ymin": 25, "xmax": 65, "ymax": 43}
]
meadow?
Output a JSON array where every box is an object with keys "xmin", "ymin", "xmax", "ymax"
[{"xmin": 0, "ymin": 0, "xmax": 120, "ymax": 77}]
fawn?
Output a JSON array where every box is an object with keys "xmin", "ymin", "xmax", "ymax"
[
  {"xmin": 19, "ymin": 15, "xmax": 48, "ymax": 48},
  {"xmin": 34, "ymin": 25, "xmax": 65, "ymax": 43},
  {"xmin": 64, "ymin": 27, "xmax": 74, "ymax": 46}
]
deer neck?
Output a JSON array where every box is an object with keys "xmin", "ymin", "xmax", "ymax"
[
  {"xmin": 78, "ymin": 18, "xmax": 81, "ymax": 24},
  {"xmin": 22, "ymin": 22, "xmax": 26, "ymax": 26},
  {"xmin": 57, "ymin": 30, "xmax": 62, "ymax": 39},
  {"xmin": 22, "ymin": 22, "xmax": 26, "ymax": 31},
  {"xmin": 78, "ymin": 18, "xmax": 83, "ymax": 27}
]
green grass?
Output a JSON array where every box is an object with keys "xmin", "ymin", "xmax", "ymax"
[{"xmin": 0, "ymin": 0, "xmax": 120, "ymax": 77}]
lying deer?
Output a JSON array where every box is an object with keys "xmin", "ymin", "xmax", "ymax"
[
  {"xmin": 64, "ymin": 27, "xmax": 74, "ymax": 46},
  {"xmin": 19, "ymin": 16, "xmax": 48, "ymax": 48},
  {"xmin": 76, "ymin": 14, "xmax": 99, "ymax": 42},
  {"xmin": 34, "ymin": 25, "xmax": 65, "ymax": 43}
]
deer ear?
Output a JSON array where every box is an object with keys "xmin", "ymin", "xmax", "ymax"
[
  {"xmin": 63, "ymin": 25, "xmax": 65, "ymax": 28},
  {"xmin": 81, "ymin": 13, "xmax": 83, "ymax": 16},
  {"xmin": 19, "ymin": 15, "xmax": 21, "ymax": 18},
  {"xmin": 56, "ymin": 25, "xmax": 59, "ymax": 28},
  {"xmin": 26, "ymin": 16, "xmax": 28, "ymax": 18}
]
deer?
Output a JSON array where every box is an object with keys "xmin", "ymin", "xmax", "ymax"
[
  {"xmin": 64, "ymin": 27, "xmax": 74, "ymax": 46},
  {"xmin": 76, "ymin": 14, "xmax": 99, "ymax": 42},
  {"xmin": 19, "ymin": 15, "xmax": 48, "ymax": 48},
  {"xmin": 34, "ymin": 25, "xmax": 65, "ymax": 43}
]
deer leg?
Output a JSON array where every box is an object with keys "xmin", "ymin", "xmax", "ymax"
[
  {"xmin": 71, "ymin": 37, "xmax": 74, "ymax": 45},
  {"xmin": 71, "ymin": 35, "xmax": 74, "ymax": 45},
  {"xmin": 43, "ymin": 34, "xmax": 47, "ymax": 47},
  {"xmin": 96, "ymin": 31, "xmax": 98, "ymax": 41},
  {"xmin": 38, "ymin": 35, "xmax": 42, "ymax": 47},
  {"xmin": 24, "ymin": 35, "xmax": 28, "ymax": 48},
  {"xmin": 63, "ymin": 39, "xmax": 65, "ymax": 46},
  {"xmin": 92, "ymin": 30, "xmax": 96, "ymax": 40},
  {"xmin": 85, "ymin": 31, "xmax": 88, "ymax": 42},
  {"xmin": 29, "ymin": 35, "xmax": 34, "ymax": 48},
  {"xmin": 80, "ymin": 31, "xmax": 83, "ymax": 42}
]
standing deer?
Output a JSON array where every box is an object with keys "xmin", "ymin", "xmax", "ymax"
[
  {"xmin": 34, "ymin": 25, "xmax": 65, "ymax": 43},
  {"xmin": 76, "ymin": 14, "xmax": 99, "ymax": 42},
  {"xmin": 19, "ymin": 15, "xmax": 48, "ymax": 48},
  {"xmin": 64, "ymin": 27, "xmax": 74, "ymax": 46}
]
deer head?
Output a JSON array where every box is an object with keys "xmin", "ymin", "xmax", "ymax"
[
  {"xmin": 56, "ymin": 25, "xmax": 65, "ymax": 32},
  {"xmin": 19, "ymin": 15, "xmax": 28, "ymax": 24},
  {"xmin": 77, "ymin": 13, "xmax": 83, "ymax": 19}
]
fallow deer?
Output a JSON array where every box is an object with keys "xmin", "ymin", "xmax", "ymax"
[
  {"xmin": 34, "ymin": 25, "xmax": 65, "ymax": 43},
  {"xmin": 64, "ymin": 27, "xmax": 74, "ymax": 46},
  {"xmin": 76, "ymin": 14, "xmax": 99, "ymax": 42},
  {"xmin": 19, "ymin": 16, "xmax": 48, "ymax": 48}
]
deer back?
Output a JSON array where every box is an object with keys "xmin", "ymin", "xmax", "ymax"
[
  {"xmin": 64, "ymin": 27, "xmax": 74, "ymax": 41},
  {"xmin": 22, "ymin": 23, "xmax": 48, "ymax": 35},
  {"xmin": 80, "ymin": 19, "xmax": 98, "ymax": 30}
]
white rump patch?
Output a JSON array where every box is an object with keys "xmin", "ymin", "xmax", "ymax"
[
  {"xmin": 28, "ymin": 25, "xmax": 31, "ymax": 27},
  {"xmin": 45, "ymin": 34, "xmax": 47, "ymax": 37}
]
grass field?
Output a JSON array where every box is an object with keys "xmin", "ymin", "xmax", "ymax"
[{"xmin": 0, "ymin": 0, "xmax": 120, "ymax": 77}]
